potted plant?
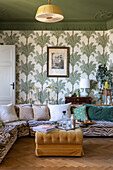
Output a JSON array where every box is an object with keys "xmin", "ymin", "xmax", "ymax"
[
  {"xmin": 96, "ymin": 64, "xmax": 112, "ymax": 89},
  {"xmin": 96, "ymin": 64, "xmax": 112, "ymax": 100}
]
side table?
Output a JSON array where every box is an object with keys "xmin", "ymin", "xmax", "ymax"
[
  {"xmin": 101, "ymin": 89, "xmax": 113, "ymax": 105},
  {"xmin": 65, "ymin": 97, "xmax": 91, "ymax": 105}
]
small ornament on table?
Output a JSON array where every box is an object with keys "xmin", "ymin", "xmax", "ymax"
[
  {"xmin": 71, "ymin": 93, "xmax": 76, "ymax": 97},
  {"xmin": 76, "ymin": 89, "xmax": 80, "ymax": 97},
  {"xmin": 104, "ymin": 81, "xmax": 109, "ymax": 89}
]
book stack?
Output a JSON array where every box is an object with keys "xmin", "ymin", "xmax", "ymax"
[{"xmin": 32, "ymin": 125, "xmax": 56, "ymax": 133}]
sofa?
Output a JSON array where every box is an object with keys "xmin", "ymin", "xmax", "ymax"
[
  {"xmin": 0, "ymin": 104, "xmax": 57, "ymax": 163},
  {"xmin": 81, "ymin": 104, "xmax": 113, "ymax": 137},
  {"xmin": 0, "ymin": 103, "xmax": 113, "ymax": 163},
  {"xmin": 0, "ymin": 126, "xmax": 17, "ymax": 163}
]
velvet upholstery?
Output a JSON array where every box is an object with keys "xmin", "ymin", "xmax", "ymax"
[
  {"xmin": 35, "ymin": 128, "xmax": 83, "ymax": 156},
  {"xmin": 83, "ymin": 104, "xmax": 113, "ymax": 122}
]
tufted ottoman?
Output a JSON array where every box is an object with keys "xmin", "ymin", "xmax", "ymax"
[{"xmin": 35, "ymin": 128, "xmax": 84, "ymax": 156}]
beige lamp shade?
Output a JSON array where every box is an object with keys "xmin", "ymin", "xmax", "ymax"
[{"xmin": 35, "ymin": 4, "xmax": 64, "ymax": 23}]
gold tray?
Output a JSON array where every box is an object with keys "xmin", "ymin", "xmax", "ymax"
[{"xmin": 76, "ymin": 121, "xmax": 96, "ymax": 125}]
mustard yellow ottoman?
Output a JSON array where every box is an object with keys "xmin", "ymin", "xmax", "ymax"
[{"xmin": 35, "ymin": 128, "xmax": 84, "ymax": 156}]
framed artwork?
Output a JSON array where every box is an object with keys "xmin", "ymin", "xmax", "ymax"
[{"xmin": 47, "ymin": 47, "xmax": 69, "ymax": 77}]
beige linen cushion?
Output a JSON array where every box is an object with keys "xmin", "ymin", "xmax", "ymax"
[
  {"xmin": 19, "ymin": 106, "xmax": 33, "ymax": 120},
  {"xmin": 32, "ymin": 105, "xmax": 49, "ymax": 121},
  {"xmin": 0, "ymin": 104, "xmax": 19, "ymax": 123}
]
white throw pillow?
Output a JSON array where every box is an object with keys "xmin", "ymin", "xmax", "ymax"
[
  {"xmin": 0, "ymin": 104, "xmax": 19, "ymax": 123},
  {"xmin": 48, "ymin": 103, "xmax": 71, "ymax": 121},
  {"xmin": 32, "ymin": 105, "xmax": 49, "ymax": 121}
]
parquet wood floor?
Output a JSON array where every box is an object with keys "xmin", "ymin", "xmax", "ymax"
[{"xmin": 0, "ymin": 137, "xmax": 113, "ymax": 170}]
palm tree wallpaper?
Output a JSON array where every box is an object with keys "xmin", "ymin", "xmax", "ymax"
[
  {"xmin": 65, "ymin": 31, "xmax": 81, "ymax": 92},
  {"xmin": 96, "ymin": 31, "xmax": 110, "ymax": 66},
  {"xmin": 50, "ymin": 31, "xmax": 66, "ymax": 104},
  {"xmin": 80, "ymin": 31, "xmax": 96, "ymax": 79},
  {"xmin": 20, "ymin": 31, "xmax": 35, "ymax": 103},
  {"xmin": 0, "ymin": 30, "xmax": 113, "ymax": 104},
  {"xmin": 34, "ymin": 31, "xmax": 50, "ymax": 104}
]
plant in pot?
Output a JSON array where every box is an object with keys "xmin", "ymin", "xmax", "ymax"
[{"xmin": 96, "ymin": 64, "xmax": 112, "ymax": 99}]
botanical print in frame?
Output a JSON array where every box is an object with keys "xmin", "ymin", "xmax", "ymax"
[{"xmin": 47, "ymin": 47, "xmax": 69, "ymax": 77}]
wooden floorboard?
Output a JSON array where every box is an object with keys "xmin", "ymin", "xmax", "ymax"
[{"xmin": 0, "ymin": 137, "xmax": 113, "ymax": 170}]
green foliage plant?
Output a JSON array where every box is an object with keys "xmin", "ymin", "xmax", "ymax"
[
  {"xmin": 76, "ymin": 88, "xmax": 80, "ymax": 97},
  {"xmin": 96, "ymin": 64, "xmax": 112, "ymax": 87},
  {"xmin": 96, "ymin": 64, "xmax": 112, "ymax": 101}
]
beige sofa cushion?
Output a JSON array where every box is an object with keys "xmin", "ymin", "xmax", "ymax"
[
  {"xmin": 19, "ymin": 106, "xmax": 33, "ymax": 120},
  {"xmin": 32, "ymin": 105, "xmax": 49, "ymax": 121},
  {"xmin": 0, "ymin": 104, "xmax": 19, "ymax": 123}
]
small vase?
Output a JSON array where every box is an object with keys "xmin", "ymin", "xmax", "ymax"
[{"xmin": 104, "ymin": 81, "xmax": 109, "ymax": 89}]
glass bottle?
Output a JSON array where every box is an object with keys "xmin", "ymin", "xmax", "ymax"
[
  {"xmin": 62, "ymin": 111, "xmax": 67, "ymax": 128},
  {"xmin": 62, "ymin": 111, "xmax": 67, "ymax": 121},
  {"xmin": 71, "ymin": 114, "xmax": 75, "ymax": 128}
]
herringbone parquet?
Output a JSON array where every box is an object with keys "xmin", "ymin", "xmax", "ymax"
[{"xmin": 0, "ymin": 137, "xmax": 113, "ymax": 170}]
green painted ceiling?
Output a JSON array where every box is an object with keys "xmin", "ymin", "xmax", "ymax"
[{"xmin": 0, "ymin": 0, "xmax": 113, "ymax": 30}]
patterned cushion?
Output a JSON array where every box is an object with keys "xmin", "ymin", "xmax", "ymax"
[
  {"xmin": 73, "ymin": 106, "xmax": 88, "ymax": 121},
  {"xmin": 0, "ymin": 126, "xmax": 17, "ymax": 163},
  {"xmin": 89, "ymin": 121, "xmax": 113, "ymax": 127},
  {"xmin": 5, "ymin": 120, "xmax": 29, "ymax": 137},
  {"xmin": 82, "ymin": 121, "xmax": 113, "ymax": 136},
  {"xmin": 0, "ymin": 132, "xmax": 10, "ymax": 146},
  {"xmin": 28, "ymin": 120, "xmax": 56, "ymax": 127},
  {"xmin": 5, "ymin": 120, "xmax": 27, "ymax": 126},
  {"xmin": 0, "ymin": 126, "xmax": 17, "ymax": 135}
]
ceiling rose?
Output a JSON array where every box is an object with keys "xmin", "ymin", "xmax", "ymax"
[{"xmin": 35, "ymin": 0, "xmax": 64, "ymax": 23}]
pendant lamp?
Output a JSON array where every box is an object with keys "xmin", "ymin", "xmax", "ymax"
[{"xmin": 35, "ymin": 0, "xmax": 64, "ymax": 23}]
